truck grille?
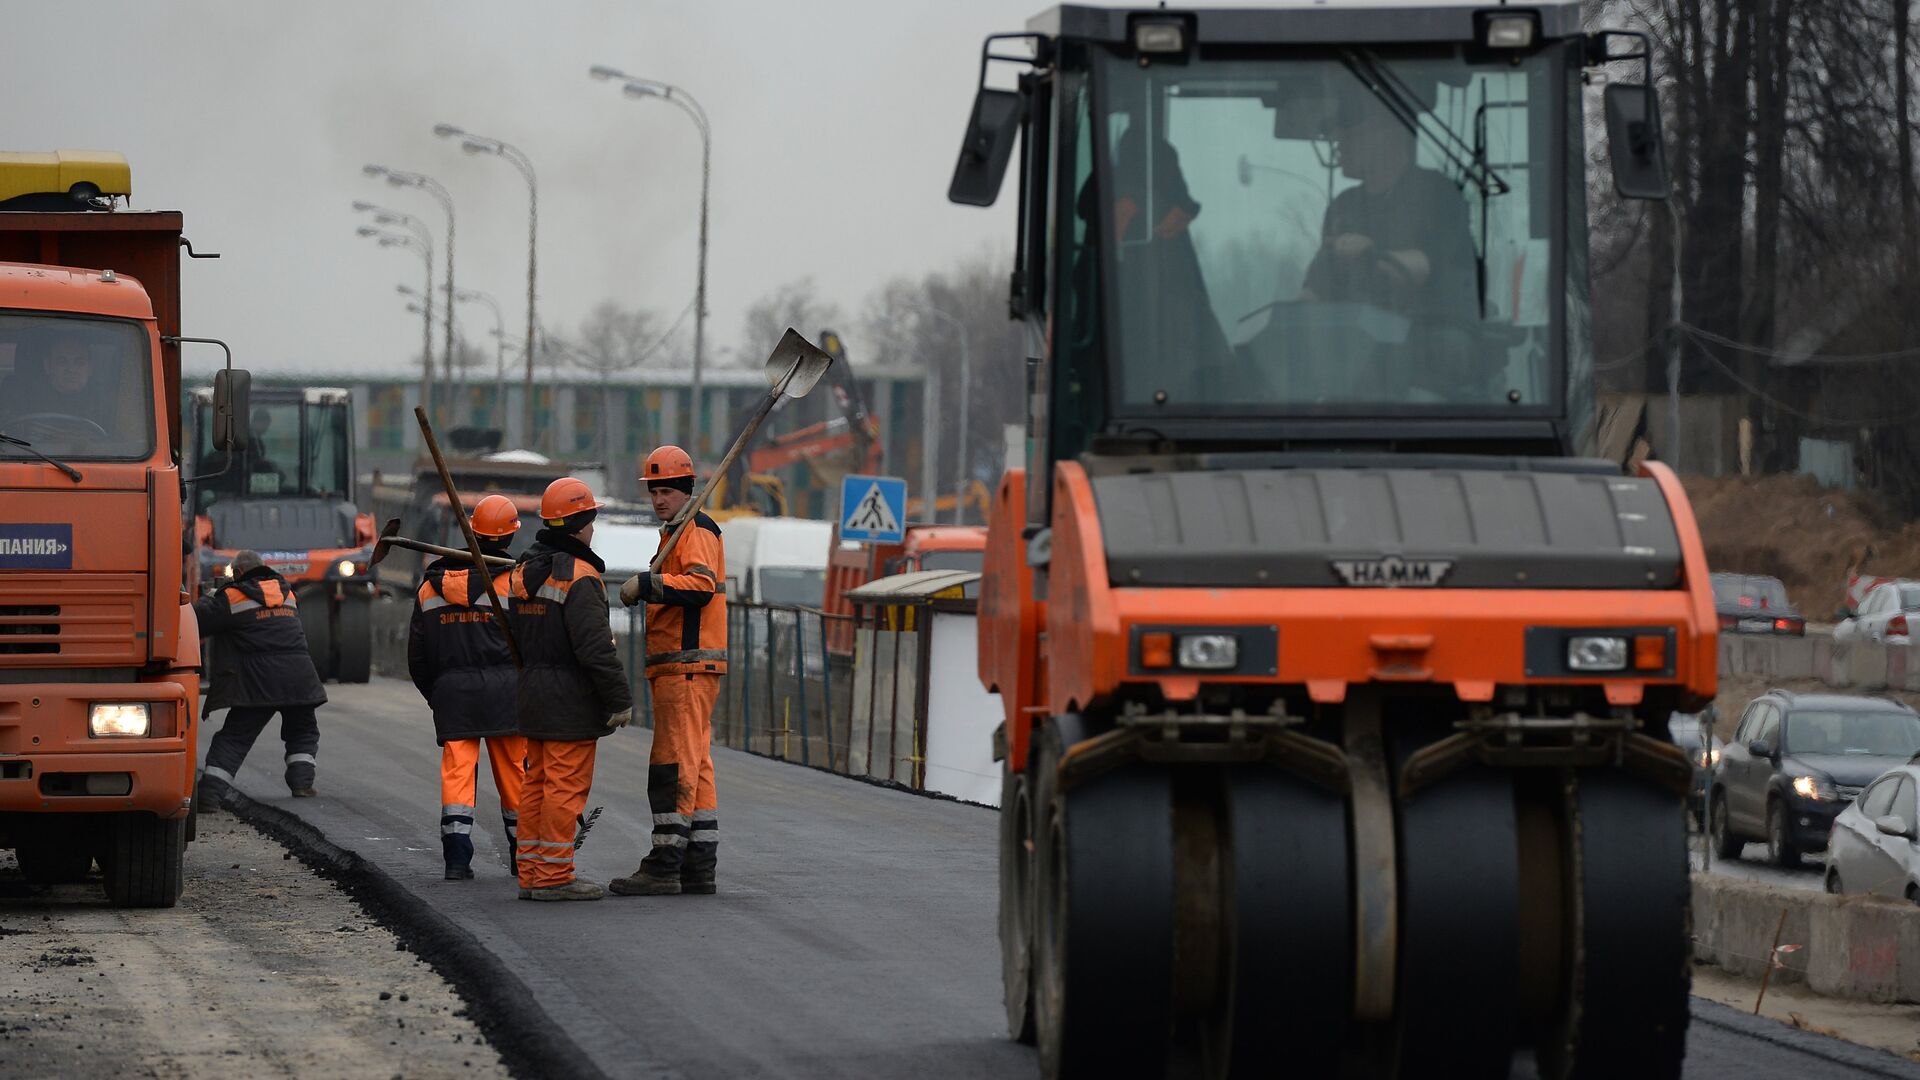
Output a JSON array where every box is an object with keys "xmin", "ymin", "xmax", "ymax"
[
  {"xmin": 0, "ymin": 575, "xmax": 143, "ymax": 664},
  {"xmin": 0, "ymin": 605, "xmax": 60, "ymax": 654}
]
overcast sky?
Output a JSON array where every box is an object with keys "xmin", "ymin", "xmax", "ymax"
[{"xmin": 4, "ymin": 1, "xmax": 1058, "ymax": 376}]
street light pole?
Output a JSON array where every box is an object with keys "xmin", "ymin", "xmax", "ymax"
[
  {"xmin": 434, "ymin": 125, "xmax": 538, "ymax": 451},
  {"xmin": 362, "ymin": 166, "xmax": 456, "ymax": 425},
  {"xmin": 359, "ymin": 227, "xmax": 433, "ymax": 414},
  {"xmin": 590, "ymin": 66, "xmax": 711, "ymax": 454},
  {"xmin": 455, "ymin": 287, "xmax": 507, "ymax": 431},
  {"xmin": 900, "ymin": 302, "xmax": 973, "ymax": 523}
]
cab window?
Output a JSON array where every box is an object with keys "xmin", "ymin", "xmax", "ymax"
[
  {"xmin": 0, "ymin": 314, "xmax": 154, "ymax": 461},
  {"xmin": 1859, "ymin": 776, "xmax": 1900, "ymax": 819}
]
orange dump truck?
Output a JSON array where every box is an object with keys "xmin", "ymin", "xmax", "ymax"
[{"xmin": 0, "ymin": 152, "xmax": 245, "ymax": 906}]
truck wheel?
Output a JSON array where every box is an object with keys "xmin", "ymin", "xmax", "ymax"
[
  {"xmin": 336, "ymin": 591, "xmax": 372, "ymax": 683},
  {"xmin": 299, "ymin": 585, "xmax": 337, "ymax": 681},
  {"xmin": 16, "ymin": 828, "xmax": 95, "ymax": 885},
  {"xmin": 101, "ymin": 813, "xmax": 185, "ymax": 909}
]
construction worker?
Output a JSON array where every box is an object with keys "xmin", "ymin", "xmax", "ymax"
[
  {"xmin": 508, "ymin": 477, "xmax": 633, "ymax": 901},
  {"xmin": 193, "ymin": 550, "xmax": 326, "ymax": 802},
  {"xmin": 407, "ymin": 494, "xmax": 527, "ymax": 882},
  {"xmin": 612, "ymin": 445, "xmax": 727, "ymax": 897}
]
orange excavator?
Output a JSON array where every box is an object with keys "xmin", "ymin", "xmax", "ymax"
[{"xmin": 953, "ymin": 7, "xmax": 1712, "ymax": 1077}]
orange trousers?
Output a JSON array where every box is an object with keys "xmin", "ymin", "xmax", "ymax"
[
  {"xmin": 640, "ymin": 674, "xmax": 720, "ymax": 878},
  {"xmin": 439, "ymin": 736, "xmax": 526, "ymax": 868},
  {"xmin": 515, "ymin": 738, "xmax": 598, "ymax": 890}
]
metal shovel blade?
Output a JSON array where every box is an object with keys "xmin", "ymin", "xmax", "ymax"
[
  {"xmin": 764, "ymin": 327, "xmax": 834, "ymax": 399},
  {"xmin": 369, "ymin": 517, "xmax": 403, "ymax": 568}
]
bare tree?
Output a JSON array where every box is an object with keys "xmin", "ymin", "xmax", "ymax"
[
  {"xmin": 566, "ymin": 300, "xmax": 663, "ymax": 465},
  {"xmin": 741, "ymin": 278, "xmax": 843, "ymax": 363}
]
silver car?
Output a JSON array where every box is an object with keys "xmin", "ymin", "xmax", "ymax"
[
  {"xmin": 1824, "ymin": 759, "xmax": 1920, "ymax": 901},
  {"xmin": 1834, "ymin": 579, "xmax": 1919, "ymax": 646}
]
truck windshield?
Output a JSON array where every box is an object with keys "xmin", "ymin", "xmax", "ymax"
[
  {"xmin": 194, "ymin": 398, "xmax": 351, "ymax": 512},
  {"xmin": 0, "ymin": 314, "xmax": 154, "ymax": 460},
  {"xmin": 1079, "ymin": 45, "xmax": 1564, "ymax": 417}
]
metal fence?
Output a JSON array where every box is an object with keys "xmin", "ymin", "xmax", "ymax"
[{"xmin": 614, "ymin": 602, "xmax": 925, "ymax": 786}]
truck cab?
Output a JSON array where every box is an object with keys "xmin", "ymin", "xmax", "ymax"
[{"xmin": 0, "ymin": 152, "xmax": 237, "ymax": 907}]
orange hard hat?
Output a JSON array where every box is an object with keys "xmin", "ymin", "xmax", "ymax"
[
  {"xmin": 540, "ymin": 477, "xmax": 603, "ymax": 524},
  {"xmin": 642, "ymin": 444, "xmax": 695, "ymax": 482},
  {"xmin": 471, "ymin": 494, "xmax": 520, "ymax": 538}
]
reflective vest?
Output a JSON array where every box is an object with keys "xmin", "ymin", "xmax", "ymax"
[
  {"xmin": 508, "ymin": 543, "xmax": 632, "ymax": 740},
  {"xmin": 410, "ymin": 564, "xmax": 518, "ymax": 743},
  {"xmin": 643, "ymin": 512, "xmax": 728, "ymax": 677}
]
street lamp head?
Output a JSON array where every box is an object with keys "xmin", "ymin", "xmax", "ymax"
[
  {"xmin": 589, "ymin": 64, "xmax": 626, "ymax": 82},
  {"xmin": 460, "ymin": 139, "xmax": 494, "ymax": 156},
  {"xmin": 378, "ymin": 237, "xmax": 407, "ymax": 248},
  {"xmin": 622, "ymin": 80, "xmax": 665, "ymax": 100},
  {"xmin": 397, "ymin": 284, "xmax": 418, "ymax": 296},
  {"xmin": 406, "ymin": 303, "xmax": 425, "ymax": 315},
  {"xmin": 351, "ymin": 200, "xmax": 378, "ymax": 212},
  {"xmin": 354, "ymin": 225, "xmax": 380, "ymax": 237},
  {"xmin": 432, "ymin": 123, "xmax": 465, "ymax": 139},
  {"xmin": 373, "ymin": 211, "xmax": 400, "ymax": 225},
  {"xmin": 362, "ymin": 164, "xmax": 387, "ymax": 178}
]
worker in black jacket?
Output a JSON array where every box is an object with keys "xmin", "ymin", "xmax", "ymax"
[
  {"xmin": 408, "ymin": 494, "xmax": 527, "ymax": 881},
  {"xmin": 507, "ymin": 477, "xmax": 633, "ymax": 901},
  {"xmin": 194, "ymin": 551, "xmax": 327, "ymax": 803}
]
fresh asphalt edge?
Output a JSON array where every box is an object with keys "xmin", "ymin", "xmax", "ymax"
[
  {"xmin": 216, "ymin": 787, "xmax": 612, "ymax": 1080},
  {"xmin": 1689, "ymin": 996, "xmax": 1920, "ymax": 1078}
]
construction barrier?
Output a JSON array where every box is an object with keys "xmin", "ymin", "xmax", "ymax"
[
  {"xmin": 1719, "ymin": 630, "xmax": 1920, "ymax": 692},
  {"xmin": 1691, "ymin": 873, "xmax": 1920, "ymax": 1003}
]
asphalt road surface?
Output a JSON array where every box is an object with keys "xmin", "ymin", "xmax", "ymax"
[{"xmin": 198, "ymin": 679, "xmax": 1920, "ymax": 1080}]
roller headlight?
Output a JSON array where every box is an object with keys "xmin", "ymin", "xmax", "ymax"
[
  {"xmin": 1567, "ymin": 635, "xmax": 1629, "ymax": 672},
  {"xmin": 1176, "ymin": 634, "xmax": 1239, "ymax": 671},
  {"xmin": 89, "ymin": 702, "xmax": 150, "ymax": 738},
  {"xmin": 336, "ymin": 559, "xmax": 359, "ymax": 578}
]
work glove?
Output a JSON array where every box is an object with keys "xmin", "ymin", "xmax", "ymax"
[
  {"xmin": 605, "ymin": 708, "xmax": 634, "ymax": 730},
  {"xmin": 619, "ymin": 573, "xmax": 647, "ymax": 607}
]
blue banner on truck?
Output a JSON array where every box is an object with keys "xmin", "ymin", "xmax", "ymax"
[{"xmin": 0, "ymin": 524, "xmax": 74, "ymax": 569}]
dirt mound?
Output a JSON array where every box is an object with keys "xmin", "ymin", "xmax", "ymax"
[{"xmin": 1682, "ymin": 474, "xmax": 1920, "ymax": 618}]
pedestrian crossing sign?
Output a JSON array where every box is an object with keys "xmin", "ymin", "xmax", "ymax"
[{"xmin": 839, "ymin": 474, "xmax": 908, "ymax": 544}]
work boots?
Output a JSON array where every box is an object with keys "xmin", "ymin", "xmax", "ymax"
[
  {"xmin": 609, "ymin": 868, "xmax": 682, "ymax": 896},
  {"xmin": 526, "ymin": 878, "xmax": 606, "ymax": 901},
  {"xmin": 444, "ymin": 863, "xmax": 474, "ymax": 881}
]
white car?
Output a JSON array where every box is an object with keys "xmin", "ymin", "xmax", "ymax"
[
  {"xmin": 1825, "ymin": 760, "xmax": 1920, "ymax": 902},
  {"xmin": 1835, "ymin": 579, "xmax": 1919, "ymax": 645}
]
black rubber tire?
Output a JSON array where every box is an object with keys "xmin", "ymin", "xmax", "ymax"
[
  {"xmin": 1824, "ymin": 870, "xmax": 1843, "ymax": 895},
  {"xmin": 1766, "ymin": 800, "xmax": 1802, "ymax": 869},
  {"xmin": 1709, "ymin": 790, "xmax": 1743, "ymax": 861},
  {"xmin": 336, "ymin": 591, "xmax": 373, "ymax": 684},
  {"xmin": 1536, "ymin": 771, "xmax": 1689, "ymax": 1080},
  {"xmin": 16, "ymin": 827, "xmax": 95, "ymax": 885},
  {"xmin": 1221, "ymin": 767, "xmax": 1350, "ymax": 1078},
  {"xmin": 101, "ymin": 813, "xmax": 185, "ymax": 909},
  {"xmin": 185, "ymin": 787, "xmax": 199, "ymax": 844},
  {"xmin": 1034, "ymin": 717, "xmax": 1175, "ymax": 1080},
  {"xmin": 1000, "ymin": 762, "xmax": 1037, "ymax": 1045},
  {"xmin": 298, "ymin": 585, "xmax": 337, "ymax": 682},
  {"xmin": 1394, "ymin": 767, "xmax": 1520, "ymax": 1079}
]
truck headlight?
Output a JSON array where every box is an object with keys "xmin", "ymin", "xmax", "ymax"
[
  {"xmin": 1177, "ymin": 634, "xmax": 1239, "ymax": 670},
  {"xmin": 336, "ymin": 559, "xmax": 359, "ymax": 578},
  {"xmin": 89, "ymin": 702, "xmax": 150, "ymax": 738},
  {"xmin": 1791, "ymin": 775, "xmax": 1836, "ymax": 801},
  {"xmin": 1567, "ymin": 635, "xmax": 1628, "ymax": 672}
]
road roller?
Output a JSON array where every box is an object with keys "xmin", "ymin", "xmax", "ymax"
[{"xmin": 951, "ymin": 4, "xmax": 1713, "ymax": 1076}]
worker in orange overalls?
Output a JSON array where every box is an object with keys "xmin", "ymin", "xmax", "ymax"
[
  {"xmin": 612, "ymin": 445, "xmax": 727, "ymax": 897},
  {"xmin": 509, "ymin": 477, "xmax": 633, "ymax": 901},
  {"xmin": 407, "ymin": 494, "xmax": 527, "ymax": 881}
]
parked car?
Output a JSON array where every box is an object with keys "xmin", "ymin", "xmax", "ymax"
[
  {"xmin": 1709, "ymin": 572, "xmax": 1805, "ymax": 636},
  {"xmin": 722, "ymin": 516, "xmax": 834, "ymax": 608},
  {"xmin": 1834, "ymin": 578, "xmax": 1920, "ymax": 646},
  {"xmin": 1710, "ymin": 690, "xmax": 1920, "ymax": 867},
  {"xmin": 1669, "ymin": 711, "xmax": 1723, "ymax": 823},
  {"xmin": 1825, "ymin": 758, "xmax": 1920, "ymax": 902}
]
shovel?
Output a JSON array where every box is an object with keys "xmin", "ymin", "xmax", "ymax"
[
  {"xmin": 644, "ymin": 328, "xmax": 834, "ymax": 577},
  {"xmin": 370, "ymin": 518, "xmax": 516, "ymax": 571}
]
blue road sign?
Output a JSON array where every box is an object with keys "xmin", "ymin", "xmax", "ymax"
[{"xmin": 839, "ymin": 474, "xmax": 908, "ymax": 545}]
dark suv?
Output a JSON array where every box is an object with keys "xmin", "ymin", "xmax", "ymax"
[{"xmin": 1710, "ymin": 690, "xmax": 1920, "ymax": 866}]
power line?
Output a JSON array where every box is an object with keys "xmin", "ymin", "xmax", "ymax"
[{"xmin": 1686, "ymin": 334, "xmax": 1920, "ymax": 428}]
